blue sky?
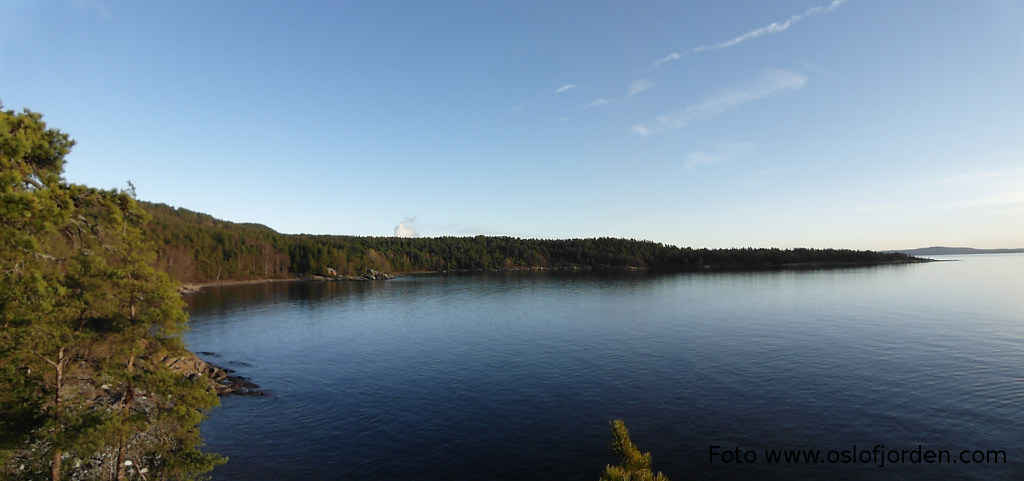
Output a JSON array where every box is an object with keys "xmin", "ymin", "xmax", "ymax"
[{"xmin": 2, "ymin": 0, "xmax": 1022, "ymax": 249}]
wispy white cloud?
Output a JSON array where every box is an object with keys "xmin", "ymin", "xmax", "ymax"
[
  {"xmin": 928, "ymin": 168, "xmax": 1021, "ymax": 187},
  {"xmin": 946, "ymin": 191, "xmax": 1024, "ymax": 209},
  {"xmin": 581, "ymin": 79, "xmax": 654, "ymax": 109},
  {"xmin": 927, "ymin": 166, "xmax": 1024, "ymax": 218},
  {"xmin": 555, "ymin": 84, "xmax": 579, "ymax": 94},
  {"xmin": 649, "ymin": 0, "xmax": 851, "ymax": 70},
  {"xmin": 630, "ymin": 124, "xmax": 653, "ymax": 136},
  {"xmin": 649, "ymin": 53, "xmax": 682, "ymax": 70},
  {"xmin": 983, "ymin": 205, "xmax": 1024, "ymax": 218},
  {"xmin": 854, "ymin": 204, "xmax": 902, "ymax": 212},
  {"xmin": 71, "ymin": 0, "xmax": 111, "ymax": 20},
  {"xmin": 697, "ymin": 0, "xmax": 850, "ymax": 52},
  {"xmin": 686, "ymin": 152, "xmax": 720, "ymax": 169},
  {"xmin": 631, "ymin": 69, "xmax": 808, "ymax": 136},
  {"xmin": 740, "ymin": 168, "xmax": 773, "ymax": 185},
  {"xmin": 685, "ymin": 142, "xmax": 755, "ymax": 170},
  {"xmin": 628, "ymin": 79, "xmax": 655, "ymax": 97}
]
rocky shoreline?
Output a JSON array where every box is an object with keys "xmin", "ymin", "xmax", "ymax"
[
  {"xmin": 176, "ymin": 257, "xmax": 935, "ymax": 295},
  {"xmin": 163, "ymin": 352, "xmax": 264, "ymax": 396},
  {"xmin": 2, "ymin": 352, "xmax": 257, "ymax": 479},
  {"xmin": 177, "ymin": 268, "xmax": 395, "ymax": 294}
]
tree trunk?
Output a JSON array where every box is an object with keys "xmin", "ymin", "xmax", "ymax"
[
  {"xmin": 49, "ymin": 346, "xmax": 66, "ymax": 481},
  {"xmin": 115, "ymin": 437, "xmax": 127, "ymax": 481},
  {"xmin": 50, "ymin": 449, "xmax": 61, "ymax": 481},
  {"xmin": 116, "ymin": 356, "xmax": 136, "ymax": 481}
]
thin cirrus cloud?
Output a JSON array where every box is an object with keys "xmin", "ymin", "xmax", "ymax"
[
  {"xmin": 649, "ymin": 0, "xmax": 851, "ymax": 70},
  {"xmin": 504, "ymin": 104, "xmax": 524, "ymax": 116},
  {"xmin": 685, "ymin": 142, "xmax": 755, "ymax": 170},
  {"xmin": 628, "ymin": 79, "xmax": 655, "ymax": 96},
  {"xmin": 555, "ymin": 84, "xmax": 579, "ymax": 93},
  {"xmin": 934, "ymin": 167, "xmax": 1024, "ymax": 215},
  {"xmin": 582, "ymin": 79, "xmax": 655, "ymax": 109},
  {"xmin": 650, "ymin": 53, "xmax": 681, "ymax": 70},
  {"xmin": 72, "ymin": 0, "xmax": 111, "ymax": 19},
  {"xmin": 854, "ymin": 204, "xmax": 902, "ymax": 212},
  {"xmin": 631, "ymin": 69, "xmax": 808, "ymax": 136},
  {"xmin": 740, "ymin": 168, "xmax": 773, "ymax": 185},
  {"xmin": 942, "ymin": 191, "xmax": 1024, "ymax": 218}
]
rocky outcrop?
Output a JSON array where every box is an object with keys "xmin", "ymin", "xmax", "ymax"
[
  {"xmin": 161, "ymin": 352, "xmax": 263, "ymax": 396},
  {"xmin": 176, "ymin": 283, "xmax": 203, "ymax": 294},
  {"xmin": 3, "ymin": 351, "xmax": 261, "ymax": 479},
  {"xmin": 361, "ymin": 268, "xmax": 393, "ymax": 280}
]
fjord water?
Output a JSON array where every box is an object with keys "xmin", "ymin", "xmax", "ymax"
[{"xmin": 185, "ymin": 255, "xmax": 1024, "ymax": 480}]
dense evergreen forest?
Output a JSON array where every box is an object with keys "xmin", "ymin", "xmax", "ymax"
[
  {"xmin": 2, "ymin": 105, "xmax": 223, "ymax": 479},
  {"xmin": 143, "ymin": 201, "xmax": 924, "ymax": 284}
]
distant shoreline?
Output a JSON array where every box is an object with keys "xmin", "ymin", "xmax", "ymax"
[
  {"xmin": 177, "ymin": 258, "xmax": 933, "ymax": 294},
  {"xmin": 178, "ymin": 277, "xmax": 304, "ymax": 294},
  {"xmin": 178, "ymin": 269, "xmax": 398, "ymax": 293},
  {"xmin": 893, "ymin": 247, "xmax": 1024, "ymax": 256}
]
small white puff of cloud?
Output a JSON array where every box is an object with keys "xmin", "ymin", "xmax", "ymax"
[
  {"xmin": 394, "ymin": 217, "xmax": 418, "ymax": 237},
  {"xmin": 555, "ymin": 84, "xmax": 579, "ymax": 93},
  {"xmin": 583, "ymin": 98, "xmax": 611, "ymax": 108},
  {"xmin": 631, "ymin": 69, "xmax": 808, "ymax": 136}
]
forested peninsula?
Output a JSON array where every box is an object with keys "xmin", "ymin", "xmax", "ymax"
[
  {"xmin": 143, "ymin": 201, "xmax": 926, "ymax": 286},
  {"xmin": 2, "ymin": 104, "xmax": 926, "ymax": 480}
]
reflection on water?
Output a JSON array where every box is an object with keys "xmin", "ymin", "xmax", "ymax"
[{"xmin": 186, "ymin": 256, "xmax": 1024, "ymax": 480}]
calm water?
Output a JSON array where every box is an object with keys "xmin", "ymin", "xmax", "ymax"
[{"xmin": 185, "ymin": 255, "xmax": 1024, "ymax": 480}]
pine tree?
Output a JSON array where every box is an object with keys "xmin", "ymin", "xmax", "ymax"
[
  {"xmin": 599, "ymin": 420, "xmax": 670, "ymax": 481},
  {"xmin": 1, "ymin": 103, "xmax": 224, "ymax": 480}
]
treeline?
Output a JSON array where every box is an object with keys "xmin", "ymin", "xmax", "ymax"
[
  {"xmin": 144, "ymin": 203, "xmax": 290, "ymax": 282},
  {"xmin": 142, "ymin": 202, "xmax": 923, "ymax": 284}
]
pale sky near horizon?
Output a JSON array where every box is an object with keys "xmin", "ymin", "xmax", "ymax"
[{"xmin": 2, "ymin": 0, "xmax": 1022, "ymax": 250}]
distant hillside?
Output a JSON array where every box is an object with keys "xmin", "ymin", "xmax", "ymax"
[
  {"xmin": 894, "ymin": 246, "xmax": 1024, "ymax": 256},
  {"xmin": 140, "ymin": 202, "xmax": 929, "ymax": 284}
]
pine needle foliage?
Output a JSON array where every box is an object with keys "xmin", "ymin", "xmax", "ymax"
[{"xmin": 599, "ymin": 420, "xmax": 669, "ymax": 481}]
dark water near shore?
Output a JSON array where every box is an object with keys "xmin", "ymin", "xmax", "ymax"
[{"xmin": 185, "ymin": 255, "xmax": 1024, "ymax": 480}]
